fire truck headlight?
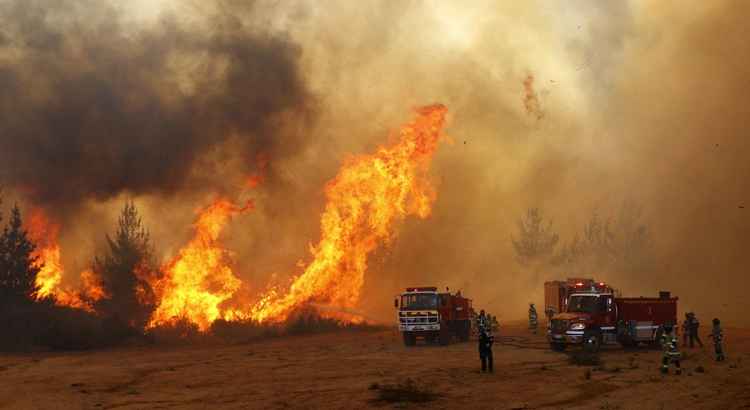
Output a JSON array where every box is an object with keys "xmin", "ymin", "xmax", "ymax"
[{"xmin": 570, "ymin": 323, "xmax": 586, "ymax": 331}]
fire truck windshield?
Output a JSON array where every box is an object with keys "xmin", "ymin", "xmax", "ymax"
[
  {"xmin": 401, "ymin": 293, "xmax": 438, "ymax": 310},
  {"xmin": 567, "ymin": 295, "xmax": 599, "ymax": 313}
]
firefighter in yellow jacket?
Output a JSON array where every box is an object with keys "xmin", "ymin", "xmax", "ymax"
[
  {"xmin": 528, "ymin": 303, "xmax": 538, "ymax": 334},
  {"xmin": 660, "ymin": 324, "xmax": 682, "ymax": 375}
]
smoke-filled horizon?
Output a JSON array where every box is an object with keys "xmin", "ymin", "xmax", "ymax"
[{"xmin": 1, "ymin": 1, "xmax": 748, "ymax": 325}]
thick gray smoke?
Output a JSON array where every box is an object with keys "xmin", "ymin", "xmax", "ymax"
[{"xmin": 0, "ymin": 0, "xmax": 312, "ymax": 212}]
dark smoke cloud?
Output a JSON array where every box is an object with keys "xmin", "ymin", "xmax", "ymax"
[{"xmin": 0, "ymin": 0, "xmax": 312, "ymax": 211}]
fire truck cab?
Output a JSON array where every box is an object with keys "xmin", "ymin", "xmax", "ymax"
[{"xmin": 395, "ymin": 287, "xmax": 473, "ymax": 346}]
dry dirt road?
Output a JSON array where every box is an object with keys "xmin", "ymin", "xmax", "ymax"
[{"xmin": 1, "ymin": 323, "xmax": 749, "ymax": 410}]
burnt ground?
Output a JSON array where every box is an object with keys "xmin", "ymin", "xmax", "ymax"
[{"xmin": 0, "ymin": 323, "xmax": 749, "ymax": 409}]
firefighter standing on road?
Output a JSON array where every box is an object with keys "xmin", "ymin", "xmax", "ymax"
[
  {"xmin": 528, "ymin": 303, "xmax": 538, "ymax": 334},
  {"xmin": 708, "ymin": 318, "xmax": 725, "ymax": 362},
  {"xmin": 478, "ymin": 327, "xmax": 494, "ymax": 373},
  {"xmin": 660, "ymin": 324, "xmax": 682, "ymax": 375}
]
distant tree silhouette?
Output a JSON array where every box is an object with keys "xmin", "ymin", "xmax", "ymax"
[
  {"xmin": 511, "ymin": 208, "xmax": 560, "ymax": 266},
  {"xmin": 0, "ymin": 205, "xmax": 41, "ymax": 307},
  {"xmin": 93, "ymin": 201, "xmax": 157, "ymax": 331},
  {"xmin": 552, "ymin": 201, "xmax": 652, "ymax": 276}
]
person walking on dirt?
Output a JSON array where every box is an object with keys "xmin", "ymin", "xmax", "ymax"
[
  {"xmin": 660, "ymin": 324, "xmax": 682, "ymax": 375},
  {"xmin": 708, "ymin": 318, "xmax": 725, "ymax": 362},
  {"xmin": 528, "ymin": 303, "xmax": 538, "ymax": 334},
  {"xmin": 688, "ymin": 312, "xmax": 704, "ymax": 348},
  {"xmin": 478, "ymin": 327, "xmax": 494, "ymax": 373}
]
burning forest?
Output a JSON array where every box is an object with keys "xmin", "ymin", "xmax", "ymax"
[
  {"xmin": 1, "ymin": 1, "xmax": 750, "ymax": 409},
  {"xmin": 0, "ymin": 102, "xmax": 448, "ymax": 348}
]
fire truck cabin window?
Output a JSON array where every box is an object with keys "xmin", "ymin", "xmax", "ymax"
[
  {"xmin": 567, "ymin": 295, "xmax": 599, "ymax": 314},
  {"xmin": 401, "ymin": 294, "xmax": 439, "ymax": 310}
]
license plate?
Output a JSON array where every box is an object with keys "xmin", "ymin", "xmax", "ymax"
[{"xmin": 553, "ymin": 335, "xmax": 562, "ymax": 339}]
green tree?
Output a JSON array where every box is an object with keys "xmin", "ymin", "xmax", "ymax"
[
  {"xmin": 511, "ymin": 208, "xmax": 560, "ymax": 266},
  {"xmin": 0, "ymin": 205, "xmax": 41, "ymax": 307},
  {"xmin": 93, "ymin": 201, "xmax": 157, "ymax": 330}
]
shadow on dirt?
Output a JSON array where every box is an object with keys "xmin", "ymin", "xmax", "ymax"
[{"xmin": 369, "ymin": 377, "xmax": 441, "ymax": 405}]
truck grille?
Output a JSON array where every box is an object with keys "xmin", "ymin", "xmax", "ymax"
[
  {"xmin": 551, "ymin": 319, "xmax": 569, "ymax": 333},
  {"xmin": 399, "ymin": 312, "xmax": 438, "ymax": 324}
]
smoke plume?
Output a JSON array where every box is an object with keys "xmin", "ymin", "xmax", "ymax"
[{"xmin": 0, "ymin": 0, "xmax": 312, "ymax": 211}]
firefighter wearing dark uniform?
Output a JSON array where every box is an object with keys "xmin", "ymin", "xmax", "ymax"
[
  {"xmin": 688, "ymin": 312, "xmax": 704, "ymax": 348},
  {"xmin": 478, "ymin": 327, "xmax": 494, "ymax": 373},
  {"xmin": 709, "ymin": 318, "xmax": 725, "ymax": 362},
  {"xmin": 681, "ymin": 313, "xmax": 690, "ymax": 347},
  {"xmin": 477, "ymin": 309, "xmax": 489, "ymax": 332},
  {"xmin": 528, "ymin": 303, "xmax": 538, "ymax": 334},
  {"xmin": 660, "ymin": 325, "xmax": 682, "ymax": 375}
]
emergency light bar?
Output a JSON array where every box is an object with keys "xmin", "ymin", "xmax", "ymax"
[{"xmin": 405, "ymin": 287, "xmax": 438, "ymax": 292}]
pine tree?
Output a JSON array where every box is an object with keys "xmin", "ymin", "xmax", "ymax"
[
  {"xmin": 93, "ymin": 201, "xmax": 157, "ymax": 330},
  {"xmin": 0, "ymin": 206, "xmax": 41, "ymax": 307}
]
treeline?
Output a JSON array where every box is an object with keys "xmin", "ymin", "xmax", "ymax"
[
  {"xmin": 0, "ymin": 197, "xmax": 373, "ymax": 351},
  {"xmin": 511, "ymin": 200, "xmax": 654, "ymax": 278},
  {"xmin": 0, "ymin": 197, "xmax": 159, "ymax": 350}
]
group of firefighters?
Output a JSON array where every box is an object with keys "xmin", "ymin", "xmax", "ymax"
[
  {"xmin": 474, "ymin": 305, "xmax": 726, "ymax": 374},
  {"xmin": 660, "ymin": 312, "xmax": 726, "ymax": 375}
]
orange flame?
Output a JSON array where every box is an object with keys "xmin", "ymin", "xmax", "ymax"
[
  {"xmin": 147, "ymin": 199, "xmax": 253, "ymax": 331},
  {"xmin": 250, "ymin": 104, "xmax": 448, "ymax": 322},
  {"xmin": 26, "ymin": 209, "xmax": 103, "ymax": 311},
  {"xmin": 27, "ymin": 209, "xmax": 64, "ymax": 300}
]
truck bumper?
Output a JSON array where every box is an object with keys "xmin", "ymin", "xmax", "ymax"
[
  {"xmin": 549, "ymin": 330, "xmax": 584, "ymax": 344},
  {"xmin": 399, "ymin": 324, "xmax": 440, "ymax": 332}
]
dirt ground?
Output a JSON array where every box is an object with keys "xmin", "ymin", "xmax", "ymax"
[{"xmin": 1, "ymin": 322, "xmax": 749, "ymax": 410}]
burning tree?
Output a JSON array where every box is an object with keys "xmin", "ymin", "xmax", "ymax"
[
  {"xmin": 0, "ymin": 205, "xmax": 42, "ymax": 307},
  {"xmin": 93, "ymin": 201, "xmax": 158, "ymax": 331}
]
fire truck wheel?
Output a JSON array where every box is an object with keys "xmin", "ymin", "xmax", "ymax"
[
  {"xmin": 583, "ymin": 332, "xmax": 601, "ymax": 353},
  {"xmin": 550, "ymin": 342, "xmax": 566, "ymax": 352},
  {"xmin": 403, "ymin": 333, "xmax": 416, "ymax": 346}
]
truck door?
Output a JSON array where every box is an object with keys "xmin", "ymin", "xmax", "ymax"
[{"xmin": 599, "ymin": 295, "xmax": 616, "ymax": 326}]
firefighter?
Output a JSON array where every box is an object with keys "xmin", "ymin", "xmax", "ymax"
[
  {"xmin": 491, "ymin": 315, "xmax": 500, "ymax": 333},
  {"xmin": 528, "ymin": 303, "xmax": 538, "ymax": 334},
  {"xmin": 477, "ymin": 309, "xmax": 489, "ymax": 332},
  {"xmin": 660, "ymin": 325, "xmax": 682, "ymax": 375},
  {"xmin": 688, "ymin": 312, "xmax": 704, "ymax": 348},
  {"xmin": 681, "ymin": 313, "xmax": 691, "ymax": 347},
  {"xmin": 708, "ymin": 318, "xmax": 725, "ymax": 362},
  {"xmin": 478, "ymin": 327, "xmax": 494, "ymax": 373}
]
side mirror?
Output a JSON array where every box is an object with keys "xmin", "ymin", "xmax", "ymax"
[{"xmin": 394, "ymin": 298, "xmax": 399, "ymax": 309}]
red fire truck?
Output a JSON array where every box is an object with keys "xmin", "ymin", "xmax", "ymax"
[
  {"xmin": 547, "ymin": 286, "xmax": 678, "ymax": 352},
  {"xmin": 394, "ymin": 287, "xmax": 474, "ymax": 346},
  {"xmin": 544, "ymin": 278, "xmax": 617, "ymax": 320}
]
